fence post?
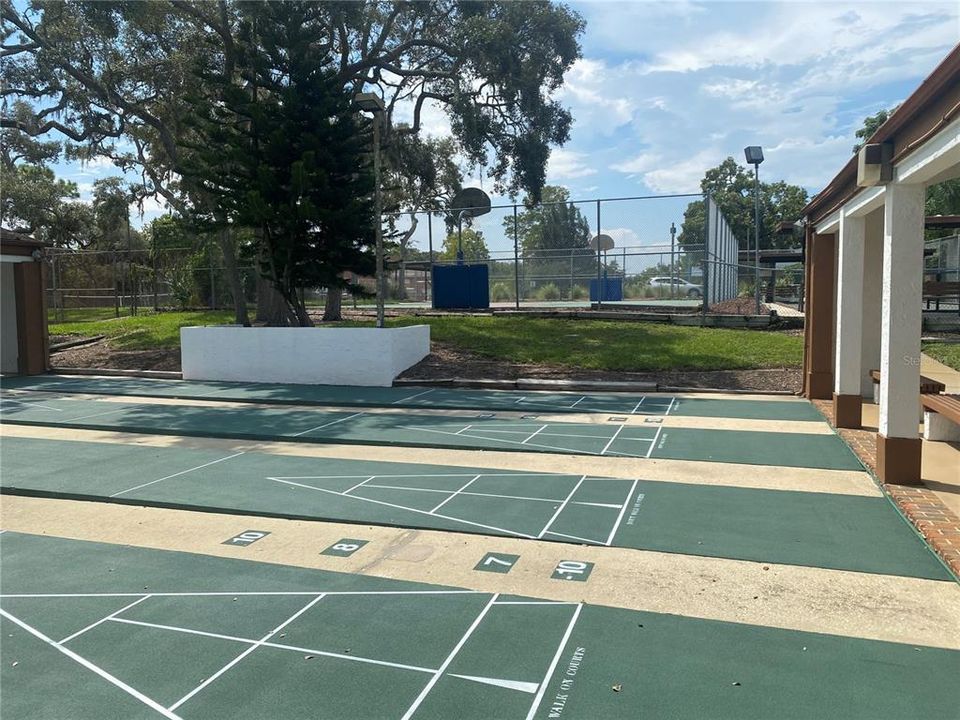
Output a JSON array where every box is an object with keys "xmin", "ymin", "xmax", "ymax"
[
  {"xmin": 702, "ymin": 193, "xmax": 710, "ymax": 321},
  {"xmin": 513, "ymin": 204, "xmax": 520, "ymax": 309},
  {"xmin": 153, "ymin": 251, "xmax": 159, "ymax": 311},
  {"xmin": 426, "ymin": 213, "xmax": 433, "ymax": 305},
  {"xmin": 596, "ymin": 200, "xmax": 602, "ymax": 308},
  {"xmin": 113, "ymin": 255, "xmax": 120, "ymax": 317},
  {"xmin": 209, "ymin": 265, "xmax": 216, "ymax": 309}
]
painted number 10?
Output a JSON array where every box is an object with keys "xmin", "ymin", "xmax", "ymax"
[
  {"xmin": 551, "ymin": 560, "xmax": 594, "ymax": 582},
  {"xmin": 223, "ymin": 530, "xmax": 271, "ymax": 547}
]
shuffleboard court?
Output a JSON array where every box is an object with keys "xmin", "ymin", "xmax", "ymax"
[
  {"xmin": 0, "ymin": 392, "xmax": 862, "ymax": 469},
  {"xmin": 2, "ymin": 533, "xmax": 958, "ymax": 719},
  {"xmin": 0, "ymin": 437, "xmax": 947, "ymax": 579},
  {"xmin": 0, "ymin": 374, "xmax": 823, "ymax": 421}
]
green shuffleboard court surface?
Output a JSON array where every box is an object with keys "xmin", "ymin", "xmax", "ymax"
[
  {"xmin": 1, "ymin": 533, "xmax": 957, "ymax": 719},
  {"xmin": 1, "ymin": 374, "xmax": 824, "ymax": 421},
  {"xmin": 0, "ymin": 437, "xmax": 948, "ymax": 580},
  {"xmin": 0, "ymin": 392, "xmax": 860, "ymax": 470}
]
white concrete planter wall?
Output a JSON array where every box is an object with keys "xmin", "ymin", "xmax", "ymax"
[{"xmin": 180, "ymin": 325, "xmax": 430, "ymax": 386}]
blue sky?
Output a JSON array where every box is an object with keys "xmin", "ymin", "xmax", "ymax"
[{"xmin": 52, "ymin": 0, "xmax": 960, "ymax": 260}]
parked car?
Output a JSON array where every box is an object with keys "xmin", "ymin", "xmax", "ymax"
[{"xmin": 649, "ymin": 276, "xmax": 702, "ymax": 298}]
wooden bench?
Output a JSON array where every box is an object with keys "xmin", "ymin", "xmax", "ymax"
[
  {"xmin": 869, "ymin": 369, "xmax": 945, "ymax": 404},
  {"xmin": 922, "ymin": 393, "xmax": 960, "ymax": 442},
  {"xmin": 923, "ymin": 281, "xmax": 960, "ymax": 312}
]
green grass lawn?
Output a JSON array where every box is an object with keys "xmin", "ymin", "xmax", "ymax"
[
  {"xmin": 385, "ymin": 316, "xmax": 803, "ymax": 371},
  {"xmin": 48, "ymin": 311, "xmax": 804, "ymax": 371},
  {"xmin": 922, "ymin": 342, "xmax": 960, "ymax": 371},
  {"xmin": 49, "ymin": 310, "xmax": 234, "ymax": 350}
]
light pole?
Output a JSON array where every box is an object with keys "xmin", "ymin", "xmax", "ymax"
[
  {"xmin": 669, "ymin": 221, "xmax": 676, "ymax": 298},
  {"xmin": 744, "ymin": 145, "xmax": 764, "ymax": 314},
  {"xmin": 356, "ymin": 92, "xmax": 386, "ymax": 328}
]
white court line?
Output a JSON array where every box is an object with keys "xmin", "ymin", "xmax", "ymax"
[
  {"xmin": 361, "ymin": 483, "xmax": 569, "ymax": 506},
  {"xmin": 599, "ymin": 424, "xmax": 627, "ymax": 455},
  {"xmin": 664, "ymin": 397, "xmax": 676, "ymax": 415},
  {"xmin": 1, "ymin": 590, "xmax": 482, "ymax": 599},
  {"xmin": 567, "ymin": 396, "xmax": 587, "ymax": 409},
  {"xmin": 646, "ymin": 425, "xmax": 664, "ymax": 459},
  {"xmin": 400, "ymin": 594, "xmax": 500, "ymax": 720},
  {"xmin": 458, "ymin": 428, "xmax": 615, "ymax": 441},
  {"xmin": 455, "ymin": 424, "xmax": 474, "ymax": 435},
  {"xmin": 524, "ymin": 604, "xmax": 583, "ymax": 720},
  {"xmin": 630, "ymin": 397, "xmax": 645, "ymax": 414},
  {"xmin": 342, "ymin": 476, "xmax": 377, "ymax": 495},
  {"xmin": 60, "ymin": 595, "xmax": 152, "ymax": 644},
  {"xmin": 168, "ymin": 594, "xmax": 325, "ymax": 711},
  {"xmin": 0, "ymin": 608, "xmax": 182, "ymax": 720},
  {"xmin": 392, "ymin": 388, "xmax": 436, "ymax": 405},
  {"xmin": 605, "ymin": 478, "xmax": 641, "ymax": 546},
  {"xmin": 109, "ymin": 615, "xmax": 435, "ymax": 676},
  {"xmin": 429, "ymin": 474, "xmax": 482, "ymax": 514},
  {"xmin": 521, "ymin": 425, "xmax": 549, "ymax": 445},
  {"xmin": 109, "ymin": 452, "xmax": 246, "ymax": 498},
  {"xmin": 537, "ymin": 476, "xmax": 587, "ymax": 540},
  {"xmin": 0, "ymin": 398, "xmax": 63, "ymax": 412},
  {"xmin": 292, "ymin": 411, "xmax": 365, "ymax": 437},
  {"xmin": 543, "ymin": 530, "xmax": 604, "ymax": 545},
  {"xmin": 269, "ymin": 478, "xmax": 537, "ymax": 539},
  {"xmin": 493, "ymin": 601, "xmax": 578, "ymax": 606},
  {"xmin": 399, "ymin": 425, "xmax": 602, "ymax": 456},
  {"xmin": 59, "ymin": 405, "xmax": 134, "ymax": 423},
  {"xmin": 268, "ymin": 472, "xmax": 557, "ymax": 480}
]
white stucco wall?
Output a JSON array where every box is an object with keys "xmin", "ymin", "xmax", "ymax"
[
  {"xmin": 181, "ymin": 325, "xmax": 430, "ymax": 386},
  {"xmin": 1, "ymin": 263, "xmax": 18, "ymax": 373}
]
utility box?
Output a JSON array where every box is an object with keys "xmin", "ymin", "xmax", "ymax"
[
  {"xmin": 589, "ymin": 277, "xmax": 623, "ymax": 302},
  {"xmin": 432, "ymin": 264, "xmax": 490, "ymax": 309}
]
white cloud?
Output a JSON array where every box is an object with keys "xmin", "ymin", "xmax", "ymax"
[
  {"xmin": 604, "ymin": 226, "xmax": 640, "ymax": 246},
  {"xmin": 548, "ymin": 148, "xmax": 598, "ymax": 180}
]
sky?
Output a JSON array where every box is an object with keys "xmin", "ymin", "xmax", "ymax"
[{"xmin": 51, "ymin": 0, "xmax": 960, "ymax": 262}]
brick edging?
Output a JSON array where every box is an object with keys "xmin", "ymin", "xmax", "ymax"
[{"xmin": 810, "ymin": 399, "xmax": 960, "ymax": 579}]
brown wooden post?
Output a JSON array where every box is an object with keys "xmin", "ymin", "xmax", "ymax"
[
  {"xmin": 804, "ymin": 231, "xmax": 836, "ymax": 399},
  {"xmin": 13, "ymin": 260, "xmax": 49, "ymax": 375}
]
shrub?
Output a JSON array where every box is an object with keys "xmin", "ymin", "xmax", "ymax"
[
  {"xmin": 491, "ymin": 281, "xmax": 514, "ymax": 302},
  {"xmin": 570, "ymin": 284, "xmax": 588, "ymax": 300},
  {"xmin": 536, "ymin": 282, "xmax": 561, "ymax": 301}
]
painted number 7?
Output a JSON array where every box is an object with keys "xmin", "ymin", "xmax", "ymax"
[{"xmin": 474, "ymin": 552, "xmax": 520, "ymax": 574}]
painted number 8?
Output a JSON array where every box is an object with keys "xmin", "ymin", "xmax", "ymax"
[{"xmin": 333, "ymin": 543, "xmax": 360, "ymax": 552}]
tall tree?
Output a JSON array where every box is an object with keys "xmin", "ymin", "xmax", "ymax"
[
  {"xmin": 440, "ymin": 228, "xmax": 489, "ymax": 262},
  {"xmin": 503, "ymin": 185, "xmax": 593, "ymax": 292},
  {"xmin": 2, "ymin": 0, "xmax": 583, "ymax": 322},
  {"xmin": 181, "ymin": 1, "xmax": 375, "ymax": 326},
  {"xmin": 677, "ymin": 157, "xmax": 809, "ymax": 253},
  {"xmin": 853, "ymin": 108, "xmax": 894, "ymax": 153}
]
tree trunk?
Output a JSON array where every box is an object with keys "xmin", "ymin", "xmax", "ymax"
[
  {"xmin": 323, "ymin": 288, "xmax": 343, "ymax": 321},
  {"xmin": 255, "ymin": 272, "xmax": 287, "ymax": 325},
  {"xmin": 217, "ymin": 226, "xmax": 250, "ymax": 326}
]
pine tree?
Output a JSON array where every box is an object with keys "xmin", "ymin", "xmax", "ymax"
[{"xmin": 180, "ymin": 2, "xmax": 375, "ymax": 326}]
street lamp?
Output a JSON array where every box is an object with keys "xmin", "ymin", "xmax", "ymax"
[
  {"xmin": 356, "ymin": 92, "xmax": 386, "ymax": 328},
  {"xmin": 744, "ymin": 145, "xmax": 763, "ymax": 314}
]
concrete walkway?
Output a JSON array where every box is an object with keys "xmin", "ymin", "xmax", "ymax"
[{"xmin": 922, "ymin": 352, "xmax": 960, "ymax": 393}]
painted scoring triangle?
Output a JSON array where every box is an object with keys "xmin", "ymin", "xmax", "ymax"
[{"xmin": 448, "ymin": 674, "xmax": 539, "ymax": 694}]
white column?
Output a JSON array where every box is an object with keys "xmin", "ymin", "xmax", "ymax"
[
  {"xmin": 879, "ymin": 183, "xmax": 926, "ymax": 439},
  {"xmin": 834, "ymin": 212, "xmax": 865, "ymax": 395},
  {"xmin": 860, "ymin": 210, "xmax": 884, "ymax": 398}
]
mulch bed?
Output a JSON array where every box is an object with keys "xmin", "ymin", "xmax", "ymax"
[
  {"xmin": 708, "ymin": 298, "xmax": 771, "ymax": 315},
  {"xmin": 50, "ymin": 336, "xmax": 801, "ymax": 392}
]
